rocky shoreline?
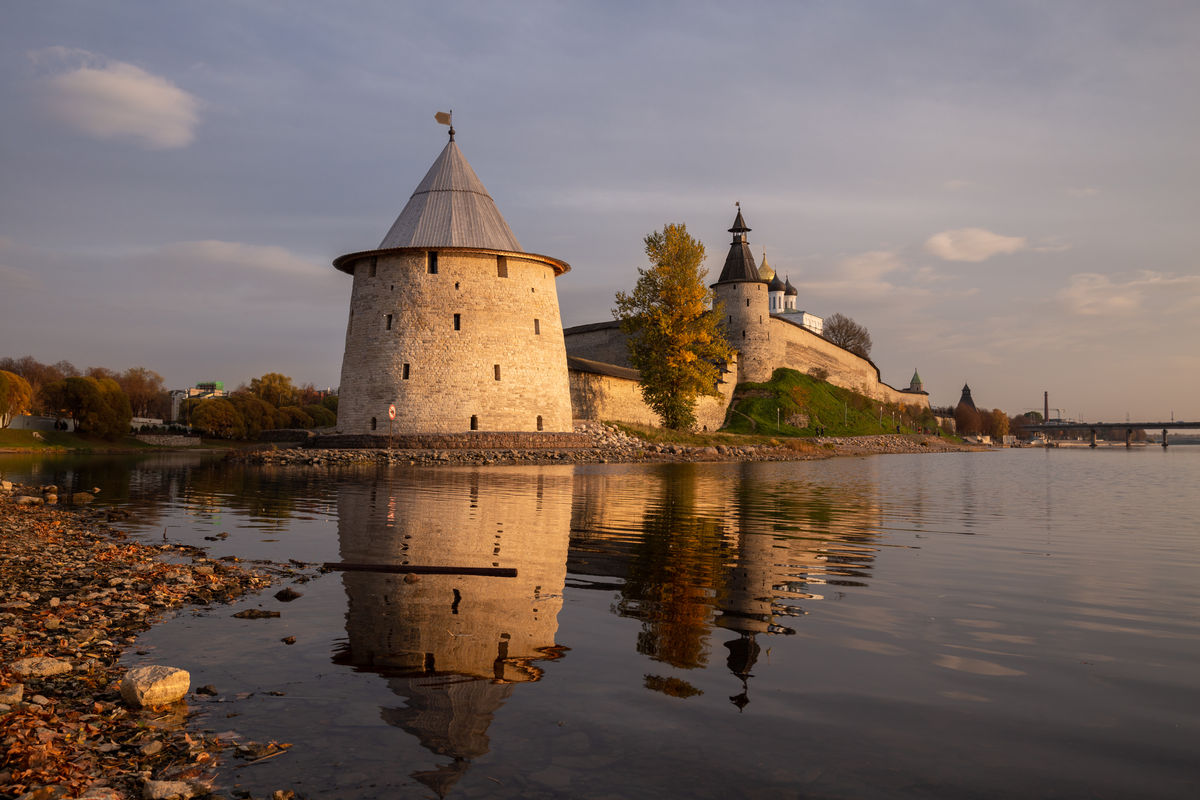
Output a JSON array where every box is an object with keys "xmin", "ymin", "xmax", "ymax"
[
  {"xmin": 228, "ymin": 422, "xmax": 975, "ymax": 467},
  {"xmin": 0, "ymin": 485, "xmax": 313, "ymax": 800}
]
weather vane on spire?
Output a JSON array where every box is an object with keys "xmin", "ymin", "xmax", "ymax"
[{"xmin": 435, "ymin": 110, "xmax": 454, "ymax": 141}]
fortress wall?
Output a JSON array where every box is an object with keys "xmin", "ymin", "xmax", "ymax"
[
  {"xmin": 561, "ymin": 322, "xmax": 632, "ymax": 367},
  {"xmin": 338, "ymin": 250, "xmax": 574, "ymax": 435},
  {"xmin": 568, "ymin": 364, "xmax": 734, "ymax": 432},
  {"xmin": 770, "ymin": 317, "xmax": 929, "ymax": 408}
]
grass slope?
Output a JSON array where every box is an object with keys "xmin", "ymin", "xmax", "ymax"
[
  {"xmin": 0, "ymin": 430, "xmax": 157, "ymax": 452},
  {"xmin": 723, "ymin": 368, "xmax": 936, "ymax": 437}
]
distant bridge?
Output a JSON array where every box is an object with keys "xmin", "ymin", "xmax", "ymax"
[{"xmin": 1024, "ymin": 421, "xmax": 1200, "ymax": 448}]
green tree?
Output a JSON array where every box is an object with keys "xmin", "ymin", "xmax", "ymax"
[
  {"xmin": 40, "ymin": 376, "xmax": 131, "ymax": 439},
  {"xmin": 614, "ymin": 224, "xmax": 734, "ymax": 430},
  {"xmin": 191, "ymin": 398, "xmax": 246, "ymax": 439},
  {"xmin": 276, "ymin": 406, "xmax": 315, "ymax": 428},
  {"xmin": 230, "ymin": 393, "xmax": 278, "ymax": 438},
  {"xmin": 303, "ymin": 404, "xmax": 337, "ymax": 427},
  {"xmin": 0, "ymin": 370, "xmax": 33, "ymax": 428},
  {"xmin": 250, "ymin": 372, "xmax": 298, "ymax": 408}
]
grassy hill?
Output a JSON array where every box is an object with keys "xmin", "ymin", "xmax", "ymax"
[{"xmin": 723, "ymin": 368, "xmax": 943, "ymax": 437}]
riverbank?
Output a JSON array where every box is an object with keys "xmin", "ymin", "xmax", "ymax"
[
  {"xmin": 227, "ymin": 422, "xmax": 976, "ymax": 467},
  {"xmin": 0, "ymin": 485, "xmax": 313, "ymax": 799}
]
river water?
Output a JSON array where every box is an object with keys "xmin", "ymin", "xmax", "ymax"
[{"xmin": 2, "ymin": 447, "xmax": 1197, "ymax": 798}]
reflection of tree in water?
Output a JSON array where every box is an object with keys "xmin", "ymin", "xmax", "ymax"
[
  {"xmin": 577, "ymin": 463, "xmax": 884, "ymax": 708},
  {"xmin": 615, "ymin": 465, "xmax": 732, "ymax": 671},
  {"xmin": 332, "ymin": 468, "xmax": 572, "ymax": 797}
]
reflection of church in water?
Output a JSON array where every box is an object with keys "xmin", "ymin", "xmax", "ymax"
[{"xmin": 333, "ymin": 463, "xmax": 880, "ymax": 793}]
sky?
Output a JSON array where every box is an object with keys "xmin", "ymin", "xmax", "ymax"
[{"xmin": 2, "ymin": 1, "xmax": 1198, "ymax": 421}]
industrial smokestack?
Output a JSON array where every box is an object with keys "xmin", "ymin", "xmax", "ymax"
[{"xmin": 1044, "ymin": 391, "xmax": 1049, "ymax": 422}]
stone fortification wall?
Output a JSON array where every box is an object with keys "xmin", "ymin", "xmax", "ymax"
[
  {"xmin": 567, "ymin": 356, "xmax": 735, "ymax": 432},
  {"xmin": 714, "ymin": 281, "xmax": 773, "ymax": 384},
  {"xmin": 337, "ymin": 248, "xmax": 574, "ymax": 436},
  {"xmin": 132, "ymin": 434, "xmax": 195, "ymax": 447},
  {"xmin": 561, "ymin": 321, "xmax": 631, "ymax": 367},
  {"xmin": 769, "ymin": 316, "xmax": 929, "ymax": 408},
  {"xmin": 313, "ymin": 431, "xmax": 588, "ymax": 450}
]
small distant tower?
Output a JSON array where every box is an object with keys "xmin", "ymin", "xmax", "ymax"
[
  {"xmin": 712, "ymin": 206, "xmax": 773, "ymax": 384},
  {"xmin": 959, "ymin": 383, "xmax": 976, "ymax": 410},
  {"xmin": 909, "ymin": 370, "xmax": 924, "ymax": 393},
  {"xmin": 783, "ymin": 276, "xmax": 798, "ymax": 312}
]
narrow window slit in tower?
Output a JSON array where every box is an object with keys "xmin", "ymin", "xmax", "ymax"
[
  {"xmin": 370, "ymin": 417, "xmax": 377, "ymax": 431},
  {"xmin": 537, "ymin": 415, "xmax": 543, "ymax": 431},
  {"xmin": 402, "ymin": 363, "xmax": 410, "ymax": 380},
  {"xmin": 497, "ymin": 256, "xmax": 508, "ymax": 278},
  {"xmin": 742, "ymin": 330, "xmax": 746, "ymax": 339},
  {"xmin": 453, "ymin": 313, "xmax": 461, "ymax": 331},
  {"xmin": 534, "ymin": 319, "xmax": 540, "ymax": 335},
  {"xmin": 427, "ymin": 251, "xmax": 438, "ymax": 274},
  {"xmin": 368, "ymin": 257, "xmax": 377, "ymax": 278},
  {"xmin": 385, "ymin": 313, "xmax": 392, "ymax": 331},
  {"xmin": 746, "ymin": 298, "xmax": 751, "ymax": 307},
  {"xmin": 494, "ymin": 364, "xmax": 501, "ymax": 381},
  {"xmin": 470, "ymin": 415, "xmax": 479, "ymax": 431}
]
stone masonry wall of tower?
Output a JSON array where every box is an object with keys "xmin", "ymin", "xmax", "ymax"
[
  {"xmin": 715, "ymin": 281, "xmax": 774, "ymax": 384},
  {"xmin": 336, "ymin": 249, "xmax": 574, "ymax": 435}
]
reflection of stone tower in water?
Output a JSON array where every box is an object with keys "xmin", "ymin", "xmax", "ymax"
[
  {"xmin": 331, "ymin": 122, "xmax": 574, "ymax": 436},
  {"xmin": 335, "ymin": 468, "xmax": 572, "ymax": 795}
]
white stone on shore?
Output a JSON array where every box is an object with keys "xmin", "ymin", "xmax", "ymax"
[
  {"xmin": 11, "ymin": 656, "xmax": 72, "ymax": 678},
  {"xmin": 121, "ymin": 665, "xmax": 191, "ymax": 708},
  {"xmin": 0, "ymin": 683, "xmax": 24, "ymax": 703}
]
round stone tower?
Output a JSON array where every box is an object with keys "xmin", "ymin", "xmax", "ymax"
[
  {"xmin": 332, "ymin": 126, "xmax": 574, "ymax": 436},
  {"xmin": 712, "ymin": 208, "xmax": 773, "ymax": 384}
]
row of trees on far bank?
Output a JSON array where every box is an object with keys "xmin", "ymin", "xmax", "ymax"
[
  {"xmin": 181, "ymin": 372, "xmax": 337, "ymax": 439},
  {"xmin": 1, "ymin": 356, "xmax": 336, "ymax": 440},
  {"xmin": 0, "ymin": 357, "xmax": 170, "ymax": 420}
]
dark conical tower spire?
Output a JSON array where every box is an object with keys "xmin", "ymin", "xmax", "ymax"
[
  {"xmin": 715, "ymin": 203, "xmax": 760, "ymax": 284},
  {"xmin": 959, "ymin": 384, "xmax": 976, "ymax": 410}
]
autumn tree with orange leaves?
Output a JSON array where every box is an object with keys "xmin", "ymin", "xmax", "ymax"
[{"xmin": 614, "ymin": 224, "xmax": 734, "ymax": 430}]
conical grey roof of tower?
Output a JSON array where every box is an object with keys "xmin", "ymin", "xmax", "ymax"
[
  {"xmin": 715, "ymin": 209, "xmax": 760, "ymax": 284},
  {"xmin": 378, "ymin": 139, "xmax": 523, "ymax": 252}
]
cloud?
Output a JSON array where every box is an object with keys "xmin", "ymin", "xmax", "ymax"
[
  {"xmin": 943, "ymin": 179, "xmax": 972, "ymax": 191},
  {"xmin": 1056, "ymin": 271, "xmax": 1200, "ymax": 316},
  {"xmin": 837, "ymin": 250, "xmax": 905, "ymax": 282},
  {"xmin": 33, "ymin": 47, "xmax": 200, "ymax": 149},
  {"xmin": 925, "ymin": 228, "xmax": 1027, "ymax": 262},
  {"xmin": 147, "ymin": 241, "xmax": 327, "ymax": 278},
  {"xmin": 1065, "ymin": 187, "xmax": 1101, "ymax": 198}
]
